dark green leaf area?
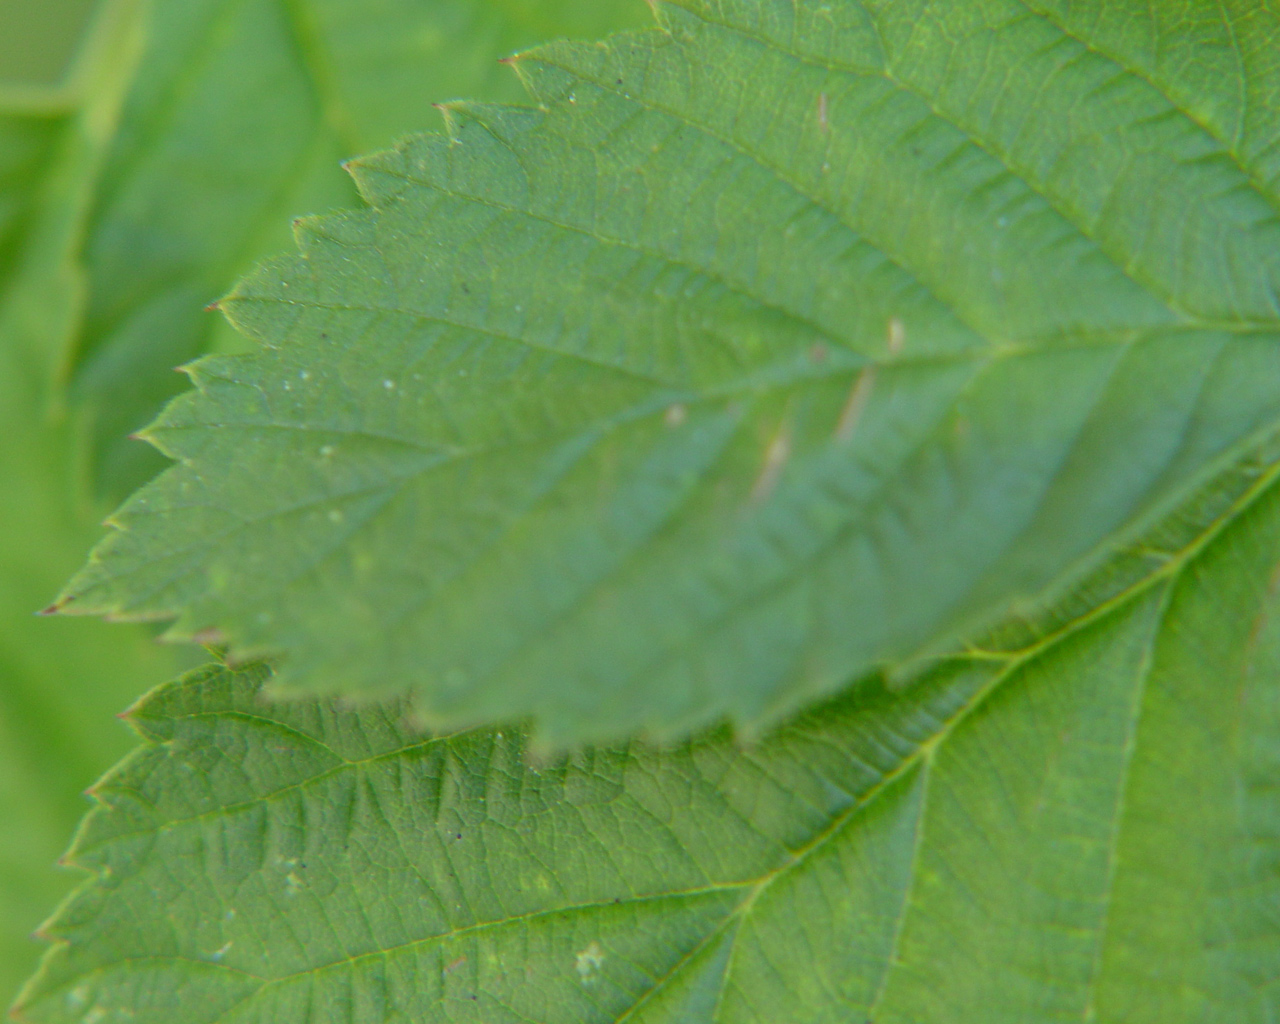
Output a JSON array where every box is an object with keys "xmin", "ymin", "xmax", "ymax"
[
  {"xmin": 21, "ymin": 452, "xmax": 1280, "ymax": 1022},
  {"xmin": 62, "ymin": 0, "xmax": 1280, "ymax": 742},
  {"xmin": 0, "ymin": 111, "xmax": 63, "ymax": 286}
]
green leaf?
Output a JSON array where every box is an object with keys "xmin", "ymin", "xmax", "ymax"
[
  {"xmin": 60, "ymin": 0, "xmax": 1280, "ymax": 742},
  {"xmin": 65, "ymin": 0, "xmax": 648, "ymax": 499},
  {"xmin": 0, "ymin": 2, "xmax": 185, "ymax": 999},
  {"xmin": 19, "ymin": 435, "xmax": 1280, "ymax": 1022}
]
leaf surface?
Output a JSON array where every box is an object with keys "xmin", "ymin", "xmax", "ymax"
[
  {"xmin": 20, "ymin": 436, "xmax": 1280, "ymax": 1022},
  {"xmin": 61, "ymin": 0, "xmax": 1280, "ymax": 742},
  {"xmin": 65, "ymin": 0, "xmax": 648, "ymax": 498}
]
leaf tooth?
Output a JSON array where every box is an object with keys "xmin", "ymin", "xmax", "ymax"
[
  {"xmin": 432, "ymin": 99, "xmax": 461, "ymax": 141},
  {"xmin": 498, "ymin": 51, "xmax": 544, "ymax": 105},
  {"xmin": 501, "ymin": 46, "xmax": 581, "ymax": 107},
  {"xmin": 36, "ymin": 598, "xmax": 69, "ymax": 617},
  {"xmin": 341, "ymin": 154, "xmax": 378, "ymax": 203},
  {"xmin": 642, "ymin": 0, "xmax": 676, "ymax": 32}
]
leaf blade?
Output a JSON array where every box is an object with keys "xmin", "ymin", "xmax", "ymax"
[{"xmin": 60, "ymin": 0, "xmax": 1280, "ymax": 741}]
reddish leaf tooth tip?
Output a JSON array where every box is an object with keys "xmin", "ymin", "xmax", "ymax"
[{"xmin": 204, "ymin": 300, "xmax": 220, "ymax": 312}]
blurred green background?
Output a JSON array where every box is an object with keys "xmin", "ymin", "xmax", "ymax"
[
  {"xmin": 0, "ymin": 0, "xmax": 646, "ymax": 1001},
  {"xmin": 0, "ymin": 0, "xmax": 96, "ymax": 87}
]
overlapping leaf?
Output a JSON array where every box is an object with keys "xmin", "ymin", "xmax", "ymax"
[
  {"xmin": 65, "ymin": 0, "xmax": 647, "ymax": 499},
  {"xmin": 19, "ymin": 427, "xmax": 1280, "ymax": 1023},
  {"xmin": 59, "ymin": 0, "xmax": 1280, "ymax": 743}
]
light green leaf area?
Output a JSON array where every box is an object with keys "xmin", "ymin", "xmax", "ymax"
[
  {"xmin": 61, "ymin": 0, "xmax": 1280, "ymax": 742},
  {"xmin": 19, "ymin": 436, "xmax": 1280, "ymax": 1024},
  {"xmin": 66, "ymin": 0, "xmax": 648, "ymax": 500},
  {"xmin": 0, "ymin": 4, "xmax": 184, "ymax": 1000}
]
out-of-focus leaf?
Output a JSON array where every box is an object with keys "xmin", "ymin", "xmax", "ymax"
[
  {"xmin": 18, "ymin": 431, "xmax": 1280, "ymax": 1023},
  {"xmin": 60, "ymin": 0, "xmax": 1280, "ymax": 743},
  {"xmin": 0, "ymin": 1, "xmax": 182, "ymax": 999},
  {"xmin": 0, "ymin": 0, "xmax": 98, "ymax": 88},
  {"xmin": 66, "ymin": 0, "xmax": 648, "ymax": 499}
]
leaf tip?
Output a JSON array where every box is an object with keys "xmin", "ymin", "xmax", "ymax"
[
  {"xmin": 37, "ymin": 597, "xmax": 70, "ymax": 617},
  {"xmin": 191, "ymin": 627, "xmax": 226, "ymax": 647}
]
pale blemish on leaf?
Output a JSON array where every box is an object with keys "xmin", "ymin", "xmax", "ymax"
[
  {"xmin": 837, "ymin": 318, "xmax": 903, "ymax": 442},
  {"xmin": 887, "ymin": 316, "xmax": 905, "ymax": 356},
  {"xmin": 575, "ymin": 941, "xmax": 605, "ymax": 985},
  {"xmin": 836, "ymin": 368, "xmax": 875, "ymax": 443},
  {"xmin": 750, "ymin": 421, "xmax": 792, "ymax": 504}
]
